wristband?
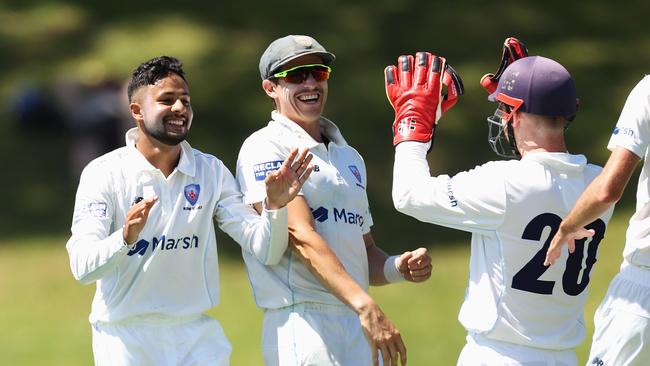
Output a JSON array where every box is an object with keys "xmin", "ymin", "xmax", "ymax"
[{"xmin": 383, "ymin": 255, "xmax": 406, "ymax": 283}]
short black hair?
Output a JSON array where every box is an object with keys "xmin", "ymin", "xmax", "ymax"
[{"xmin": 127, "ymin": 56, "xmax": 186, "ymax": 102}]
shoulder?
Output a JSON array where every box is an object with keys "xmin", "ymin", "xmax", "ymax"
[
  {"xmin": 239, "ymin": 125, "xmax": 293, "ymax": 157},
  {"xmin": 81, "ymin": 147, "xmax": 129, "ymax": 176},
  {"xmin": 191, "ymin": 148, "xmax": 226, "ymax": 170}
]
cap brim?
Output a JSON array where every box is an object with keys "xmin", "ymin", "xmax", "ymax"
[
  {"xmin": 488, "ymin": 91, "xmax": 498, "ymax": 102},
  {"xmin": 270, "ymin": 51, "xmax": 336, "ymax": 76}
]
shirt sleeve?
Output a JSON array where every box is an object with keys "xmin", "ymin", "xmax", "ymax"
[
  {"xmin": 66, "ymin": 163, "xmax": 131, "ymax": 285},
  {"xmin": 214, "ymin": 160, "xmax": 289, "ymax": 265},
  {"xmin": 392, "ymin": 142, "xmax": 506, "ymax": 234},
  {"xmin": 607, "ymin": 75, "xmax": 650, "ymax": 159},
  {"xmin": 357, "ymin": 153, "xmax": 374, "ymax": 234},
  {"xmin": 236, "ymin": 135, "xmax": 291, "ymax": 205}
]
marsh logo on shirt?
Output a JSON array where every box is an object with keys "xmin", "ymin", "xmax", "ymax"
[
  {"xmin": 127, "ymin": 235, "xmax": 199, "ymax": 256},
  {"xmin": 311, "ymin": 207, "xmax": 329, "ymax": 222},
  {"xmin": 613, "ymin": 126, "xmax": 634, "ymax": 138},
  {"xmin": 184, "ymin": 184, "xmax": 200, "ymax": 206},
  {"xmin": 253, "ymin": 160, "xmax": 283, "ymax": 181},
  {"xmin": 311, "ymin": 206, "xmax": 364, "ymax": 227}
]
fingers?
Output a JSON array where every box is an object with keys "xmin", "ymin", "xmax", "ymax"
[
  {"xmin": 371, "ymin": 345, "xmax": 379, "ymax": 366},
  {"xmin": 293, "ymin": 150, "xmax": 313, "ymax": 177},
  {"xmin": 123, "ymin": 195, "xmax": 159, "ymax": 243},
  {"xmin": 282, "ymin": 148, "xmax": 299, "ymax": 171},
  {"xmin": 544, "ymin": 228, "xmax": 596, "ymax": 266},
  {"xmin": 385, "ymin": 65, "xmax": 398, "ymax": 86},
  {"xmin": 425, "ymin": 55, "xmax": 445, "ymax": 97},
  {"xmin": 398, "ymin": 55, "xmax": 414, "ymax": 90},
  {"xmin": 397, "ymin": 334, "xmax": 407, "ymax": 366},
  {"xmin": 414, "ymin": 52, "xmax": 430, "ymax": 86},
  {"xmin": 444, "ymin": 64, "xmax": 465, "ymax": 98}
]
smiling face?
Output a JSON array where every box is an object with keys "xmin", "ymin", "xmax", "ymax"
[
  {"xmin": 263, "ymin": 54, "xmax": 328, "ymax": 126},
  {"xmin": 130, "ymin": 73, "xmax": 193, "ymax": 146}
]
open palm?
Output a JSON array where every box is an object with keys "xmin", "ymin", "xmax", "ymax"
[{"xmin": 264, "ymin": 148, "xmax": 313, "ymax": 209}]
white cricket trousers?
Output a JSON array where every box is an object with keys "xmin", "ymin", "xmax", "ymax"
[
  {"xmin": 91, "ymin": 313, "xmax": 231, "ymax": 366},
  {"xmin": 261, "ymin": 302, "xmax": 379, "ymax": 366},
  {"xmin": 457, "ymin": 333, "xmax": 577, "ymax": 366},
  {"xmin": 587, "ymin": 262, "xmax": 650, "ymax": 366}
]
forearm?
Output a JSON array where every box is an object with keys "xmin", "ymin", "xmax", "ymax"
[
  {"xmin": 392, "ymin": 141, "xmax": 433, "ymax": 213},
  {"xmin": 562, "ymin": 147, "xmax": 639, "ymax": 233},
  {"xmin": 66, "ymin": 229, "xmax": 130, "ymax": 284},
  {"xmin": 290, "ymin": 229, "xmax": 375, "ymax": 314},
  {"xmin": 366, "ymin": 241, "xmax": 391, "ymax": 286}
]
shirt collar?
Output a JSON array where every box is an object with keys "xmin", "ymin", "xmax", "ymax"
[
  {"xmin": 270, "ymin": 111, "xmax": 348, "ymax": 148},
  {"xmin": 521, "ymin": 152, "xmax": 587, "ymax": 173},
  {"xmin": 124, "ymin": 127, "xmax": 196, "ymax": 177}
]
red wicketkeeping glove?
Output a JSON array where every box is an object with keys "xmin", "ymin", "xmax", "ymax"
[
  {"xmin": 480, "ymin": 37, "xmax": 528, "ymax": 94},
  {"xmin": 385, "ymin": 52, "xmax": 464, "ymax": 146}
]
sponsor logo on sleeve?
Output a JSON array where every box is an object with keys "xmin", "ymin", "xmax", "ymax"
[
  {"xmin": 612, "ymin": 126, "xmax": 634, "ymax": 138},
  {"xmin": 253, "ymin": 160, "xmax": 283, "ymax": 181},
  {"xmin": 73, "ymin": 201, "xmax": 108, "ymax": 224},
  {"xmin": 446, "ymin": 179, "xmax": 458, "ymax": 207}
]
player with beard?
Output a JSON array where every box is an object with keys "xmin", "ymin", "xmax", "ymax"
[{"xmin": 66, "ymin": 55, "xmax": 313, "ymax": 366}]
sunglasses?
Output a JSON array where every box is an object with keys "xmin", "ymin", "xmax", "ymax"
[{"xmin": 272, "ymin": 64, "xmax": 332, "ymax": 84}]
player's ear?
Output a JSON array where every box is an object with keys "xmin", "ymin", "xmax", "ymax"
[
  {"xmin": 262, "ymin": 79, "xmax": 278, "ymax": 99},
  {"xmin": 130, "ymin": 101, "xmax": 143, "ymax": 122}
]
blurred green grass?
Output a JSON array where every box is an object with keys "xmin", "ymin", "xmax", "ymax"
[{"xmin": 0, "ymin": 209, "xmax": 629, "ymax": 365}]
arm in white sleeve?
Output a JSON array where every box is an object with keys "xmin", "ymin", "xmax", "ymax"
[
  {"xmin": 392, "ymin": 141, "xmax": 506, "ymax": 233},
  {"xmin": 215, "ymin": 163, "xmax": 289, "ymax": 265},
  {"xmin": 66, "ymin": 164, "xmax": 130, "ymax": 284}
]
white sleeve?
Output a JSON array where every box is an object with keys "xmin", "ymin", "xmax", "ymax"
[
  {"xmin": 214, "ymin": 162, "xmax": 288, "ymax": 265},
  {"xmin": 392, "ymin": 141, "xmax": 506, "ymax": 234},
  {"xmin": 66, "ymin": 164, "xmax": 130, "ymax": 285},
  {"xmin": 236, "ymin": 136, "xmax": 290, "ymax": 205},
  {"xmin": 607, "ymin": 75, "xmax": 650, "ymax": 159}
]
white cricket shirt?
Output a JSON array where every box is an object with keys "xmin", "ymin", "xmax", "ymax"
[
  {"xmin": 393, "ymin": 142, "xmax": 614, "ymax": 350},
  {"xmin": 66, "ymin": 128, "xmax": 288, "ymax": 323},
  {"xmin": 236, "ymin": 112, "xmax": 373, "ymax": 309},
  {"xmin": 607, "ymin": 75, "xmax": 650, "ymax": 268}
]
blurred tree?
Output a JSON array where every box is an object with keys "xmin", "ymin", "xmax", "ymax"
[{"xmin": 1, "ymin": 0, "xmax": 648, "ymax": 254}]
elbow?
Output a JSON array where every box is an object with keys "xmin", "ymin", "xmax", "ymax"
[
  {"xmin": 392, "ymin": 187, "xmax": 416, "ymax": 216},
  {"xmin": 261, "ymin": 245, "xmax": 286, "ymax": 266},
  {"xmin": 71, "ymin": 269, "xmax": 95, "ymax": 285}
]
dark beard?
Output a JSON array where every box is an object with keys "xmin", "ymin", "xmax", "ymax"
[{"xmin": 144, "ymin": 122, "xmax": 188, "ymax": 146}]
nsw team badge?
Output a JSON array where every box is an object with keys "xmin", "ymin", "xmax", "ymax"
[
  {"xmin": 184, "ymin": 184, "xmax": 200, "ymax": 206},
  {"xmin": 348, "ymin": 165, "xmax": 365, "ymax": 189}
]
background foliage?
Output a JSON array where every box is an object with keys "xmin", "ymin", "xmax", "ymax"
[
  {"xmin": 2, "ymin": 1, "xmax": 649, "ymax": 365},
  {"xmin": 2, "ymin": 0, "xmax": 649, "ymax": 252}
]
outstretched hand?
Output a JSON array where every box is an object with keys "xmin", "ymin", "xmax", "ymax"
[
  {"xmin": 264, "ymin": 148, "xmax": 313, "ymax": 210},
  {"xmin": 396, "ymin": 247, "xmax": 432, "ymax": 282},
  {"xmin": 544, "ymin": 227, "xmax": 595, "ymax": 266},
  {"xmin": 359, "ymin": 302, "xmax": 407, "ymax": 366}
]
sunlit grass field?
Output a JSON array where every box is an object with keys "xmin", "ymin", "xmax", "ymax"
[{"xmin": 0, "ymin": 210, "xmax": 629, "ymax": 365}]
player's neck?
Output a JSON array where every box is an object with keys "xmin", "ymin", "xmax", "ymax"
[{"xmin": 135, "ymin": 135, "xmax": 182, "ymax": 177}]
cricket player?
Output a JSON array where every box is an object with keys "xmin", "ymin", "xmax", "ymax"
[
  {"xmin": 66, "ymin": 55, "xmax": 312, "ymax": 366},
  {"xmin": 387, "ymin": 51, "xmax": 614, "ymax": 365},
  {"xmin": 546, "ymin": 75, "xmax": 650, "ymax": 365},
  {"xmin": 235, "ymin": 35, "xmax": 433, "ymax": 366}
]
